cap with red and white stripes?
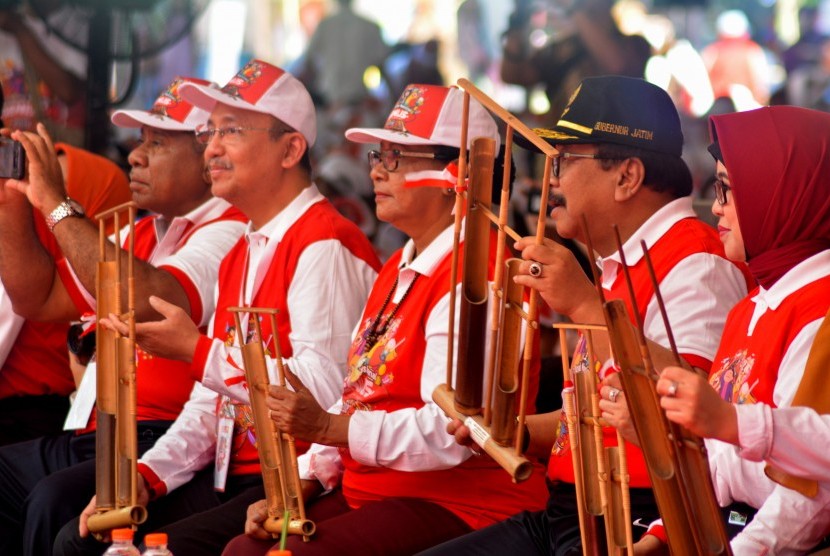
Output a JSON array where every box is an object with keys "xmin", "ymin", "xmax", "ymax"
[
  {"xmin": 180, "ymin": 59, "xmax": 317, "ymax": 147},
  {"xmin": 111, "ymin": 76, "xmax": 214, "ymax": 132},
  {"xmin": 346, "ymin": 84, "xmax": 500, "ymax": 151}
]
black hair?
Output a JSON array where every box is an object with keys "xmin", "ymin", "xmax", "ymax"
[{"xmin": 595, "ymin": 143, "xmax": 692, "ymax": 198}]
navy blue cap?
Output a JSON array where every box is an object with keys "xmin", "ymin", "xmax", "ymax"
[{"xmin": 520, "ymin": 76, "xmax": 684, "ymax": 157}]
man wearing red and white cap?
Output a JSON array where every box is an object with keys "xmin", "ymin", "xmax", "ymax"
[
  {"xmin": 0, "ymin": 76, "xmax": 248, "ymax": 556},
  {"xmin": 59, "ymin": 59, "xmax": 380, "ymax": 555}
]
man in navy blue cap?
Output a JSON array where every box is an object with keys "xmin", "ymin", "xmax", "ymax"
[{"xmin": 422, "ymin": 75, "xmax": 752, "ymax": 556}]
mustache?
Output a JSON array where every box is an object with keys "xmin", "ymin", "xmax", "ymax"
[
  {"xmin": 208, "ymin": 159, "xmax": 231, "ymax": 171},
  {"xmin": 549, "ymin": 193, "xmax": 566, "ymax": 208}
]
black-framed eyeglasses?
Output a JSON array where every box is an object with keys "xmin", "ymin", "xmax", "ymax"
[
  {"xmin": 194, "ymin": 125, "xmax": 282, "ymax": 145},
  {"xmin": 714, "ymin": 178, "xmax": 732, "ymax": 206},
  {"xmin": 552, "ymin": 152, "xmax": 620, "ymax": 178},
  {"xmin": 367, "ymin": 149, "xmax": 449, "ymax": 172}
]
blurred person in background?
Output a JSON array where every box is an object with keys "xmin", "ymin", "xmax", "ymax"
[
  {"xmin": 702, "ymin": 10, "xmax": 771, "ymax": 110},
  {"xmin": 0, "ymin": 0, "xmax": 86, "ymax": 145},
  {"xmin": 500, "ymin": 0, "xmax": 651, "ymax": 126}
]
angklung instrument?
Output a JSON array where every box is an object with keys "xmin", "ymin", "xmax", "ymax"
[
  {"xmin": 431, "ymin": 78, "xmax": 558, "ymax": 483},
  {"xmin": 553, "ymin": 219, "xmax": 636, "ymax": 556},
  {"xmin": 596, "ymin": 225, "xmax": 731, "ymax": 555},
  {"xmin": 87, "ymin": 202, "xmax": 147, "ymax": 535},
  {"xmin": 227, "ymin": 307, "xmax": 315, "ymax": 541},
  {"xmin": 556, "ymin": 320, "xmax": 634, "ymax": 556}
]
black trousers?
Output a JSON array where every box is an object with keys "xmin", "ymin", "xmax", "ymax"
[
  {"xmin": 54, "ymin": 471, "xmax": 264, "ymax": 556},
  {"xmin": 0, "ymin": 421, "xmax": 170, "ymax": 556},
  {"xmin": 417, "ymin": 480, "xmax": 660, "ymax": 556},
  {"xmin": 0, "ymin": 394, "xmax": 71, "ymax": 446}
]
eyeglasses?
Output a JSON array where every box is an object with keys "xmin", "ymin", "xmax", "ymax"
[
  {"xmin": 552, "ymin": 152, "xmax": 620, "ymax": 178},
  {"xmin": 713, "ymin": 178, "xmax": 732, "ymax": 206},
  {"xmin": 194, "ymin": 126, "xmax": 281, "ymax": 145},
  {"xmin": 367, "ymin": 149, "xmax": 449, "ymax": 172}
]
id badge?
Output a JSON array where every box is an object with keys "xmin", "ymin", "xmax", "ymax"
[{"xmin": 214, "ymin": 397, "xmax": 235, "ymax": 491}]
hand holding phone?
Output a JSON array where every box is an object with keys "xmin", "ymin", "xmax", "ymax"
[{"xmin": 0, "ymin": 137, "xmax": 25, "ymax": 180}]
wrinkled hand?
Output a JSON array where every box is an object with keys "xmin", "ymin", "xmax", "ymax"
[
  {"xmin": 78, "ymin": 475, "xmax": 151, "ymax": 539},
  {"xmin": 78, "ymin": 495, "xmax": 100, "ymax": 540},
  {"xmin": 446, "ymin": 418, "xmax": 480, "ymax": 455},
  {"xmin": 632, "ymin": 533, "xmax": 670, "ymax": 555},
  {"xmin": 598, "ymin": 373, "xmax": 639, "ymax": 445},
  {"xmin": 5, "ymin": 125, "xmax": 67, "ymax": 214},
  {"xmin": 513, "ymin": 236, "xmax": 600, "ymax": 322},
  {"xmin": 657, "ymin": 366, "xmax": 738, "ymax": 444},
  {"xmin": 243, "ymin": 499, "xmax": 272, "ymax": 540},
  {"xmin": 266, "ymin": 366, "xmax": 333, "ymax": 444},
  {"xmin": 100, "ymin": 296, "xmax": 201, "ymax": 363}
]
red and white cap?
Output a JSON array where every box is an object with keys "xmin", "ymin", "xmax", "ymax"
[
  {"xmin": 111, "ymin": 77, "xmax": 214, "ymax": 131},
  {"xmin": 179, "ymin": 59, "xmax": 317, "ymax": 147},
  {"xmin": 346, "ymin": 84, "xmax": 500, "ymax": 151}
]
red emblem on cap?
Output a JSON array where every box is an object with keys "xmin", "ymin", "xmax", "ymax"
[
  {"xmin": 383, "ymin": 84, "xmax": 449, "ymax": 140},
  {"xmin": 221, "ymin": 59, "xmax": 285, "ymax": 105},
  {"xmin": 149, "ymin": 77, "xmax": 210, "ymax": 124}
]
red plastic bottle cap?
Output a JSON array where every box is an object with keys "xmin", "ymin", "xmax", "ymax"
[
  {"xmin": 111, "ymin": 528, "xmax": 134, "ymax": 542},
  {"xmin": 266, "ymin": 551, "xmax": 291, "ymax": 556},
  {"xmin": 144, "ymin": 533, "xmax": 168, "ymax": 546}
]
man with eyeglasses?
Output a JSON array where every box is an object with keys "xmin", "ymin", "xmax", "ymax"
[
  {"xmin": 56, "ymin": 59, "xmax": 381, "ymax": 556},
  {"xmin": 0, "ymin": 76, "xmax": 249, "ymax": 556},
  {"xmin": 424, "ymin": 76, "xmax": 753, "ymax": 556}
]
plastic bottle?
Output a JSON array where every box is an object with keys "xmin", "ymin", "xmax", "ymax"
[
  {"xmin": 141, "ymin": 532, "xmax": 173, "ymax": 555},
  {"xmin": 103, "ymin": 528, "xmax": 140, "ymax": 555}
]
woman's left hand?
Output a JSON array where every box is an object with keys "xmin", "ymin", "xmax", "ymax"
[
  {"xmin": 598, "ymin": 373, "xmax": 639, "ymax": 445},
  {"xmin": 266, "ymin": 366, "xmax": 346, "ymax": 445}
]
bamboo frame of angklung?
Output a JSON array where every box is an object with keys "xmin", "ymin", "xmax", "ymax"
[
  {"xmin": 432, "ymin": 78, "xmax": 558, "ymax": 483},
  {"xmin": 227, "ymin": 307, "xmax": 315, "ymax": 541},
  {"xmin": 598, "ymin": 226, "xmax": 731, "ymax": 556},
  {"xmin": 556, "ymin": 320, "xmax": 634, "ymax": 556},
  {"xmin": 88, "ymin": 201, "xmax": 147, "ymax": 535}
]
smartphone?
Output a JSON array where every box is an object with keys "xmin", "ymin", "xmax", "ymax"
[{"xmin": 0, "ymin": 138, "xmax": 25, "ymax": 180}]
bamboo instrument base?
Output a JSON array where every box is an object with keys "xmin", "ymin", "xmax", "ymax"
[
  {"xmin": 433, "ymin": 384, "xmax": 533, "ymax": 482},
  {"xmin": 264, "ymin": 516, "xmax": 316, "ymax": 537},
  {"xmin": 87, "ymin": 505, "xmax": 147, "ymax": 537}
]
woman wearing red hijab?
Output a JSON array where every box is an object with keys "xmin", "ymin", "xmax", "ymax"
[{"xmin": 641, "ymin": 106, "xmax": 830, "ymax": 553}]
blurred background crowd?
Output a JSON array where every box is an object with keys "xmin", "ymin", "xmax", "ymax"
[{"xmin": 2, "ymin": 0, "xmax": 829, "ymax": 257}]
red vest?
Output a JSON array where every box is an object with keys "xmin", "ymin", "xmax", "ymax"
[
  {"xmin": 548, "ymin": 217, "xmax": 749, "ymax": 487},
  {"xmin": 709, "ymin": 275, "xmax": 830, "ymax": 407},
  {"xmin": 211, "ymin": 199, "xmax": 381, "ymax": 477},
  {"xmin": 339, "ymin": 243, "xmax": 547, "ymax": 529}
]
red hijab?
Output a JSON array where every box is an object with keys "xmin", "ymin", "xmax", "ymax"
[{"xmin": 709, "ymin": 106, "xmax": 830, "ymax": 289}]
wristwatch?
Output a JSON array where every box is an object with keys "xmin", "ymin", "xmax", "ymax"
[{"xmin": 45, "ymin": 197, "xmax": 85, "ymax": 232}]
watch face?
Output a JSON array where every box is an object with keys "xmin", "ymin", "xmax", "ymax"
[{"xmin": 67, "ymin": 199, "xmax": 85, "ymax": 216}]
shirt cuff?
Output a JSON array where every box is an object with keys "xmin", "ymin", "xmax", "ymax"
[
  {"xmin": 735, "ymin": 403, "xmax": 771, "ymax": 463},
  {"xmin": 645, "ymin": 521, "xmax": 667, "ymax": 544},
  {"xmin": 189, "ymin": 335, "xmax": 213, "ymax": 382},
  {"xmin": 347, "ymin": 410, "xmax": 382, "ymax": 467},
  {"xmin": 159, "ymin": 264, "xmax": 203, "ymax": 325},
  {"xmin": 137, "ymin": 463, "xmax": 167, "ymax": 500}
]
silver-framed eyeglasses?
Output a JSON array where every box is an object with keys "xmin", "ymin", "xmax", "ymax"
[
  {"xmin": 552, "ymin": 152, "xmax": 619, "ymax": 178},
  {"xmin": 194, "ymin": 126, "xmax": 280, "ymax": 145},
  {"xmin": 367, "ymin": 149, "xmax": 447, "ymax": 172},
  {"xmin": 713, "ymin": 178, "xmax": 732, "ymax": 206}
]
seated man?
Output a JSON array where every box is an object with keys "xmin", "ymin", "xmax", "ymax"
[
  {"xmin": 0, "ymin": 76, "xmax": 247, "ymax": 556},
  {"xmin": 420, "ymin": 76, "xmax": 751, "ymax": 556},
  {"xmin": 56, "ymin": 59, "xmax": 380, "ymax": 556}
]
